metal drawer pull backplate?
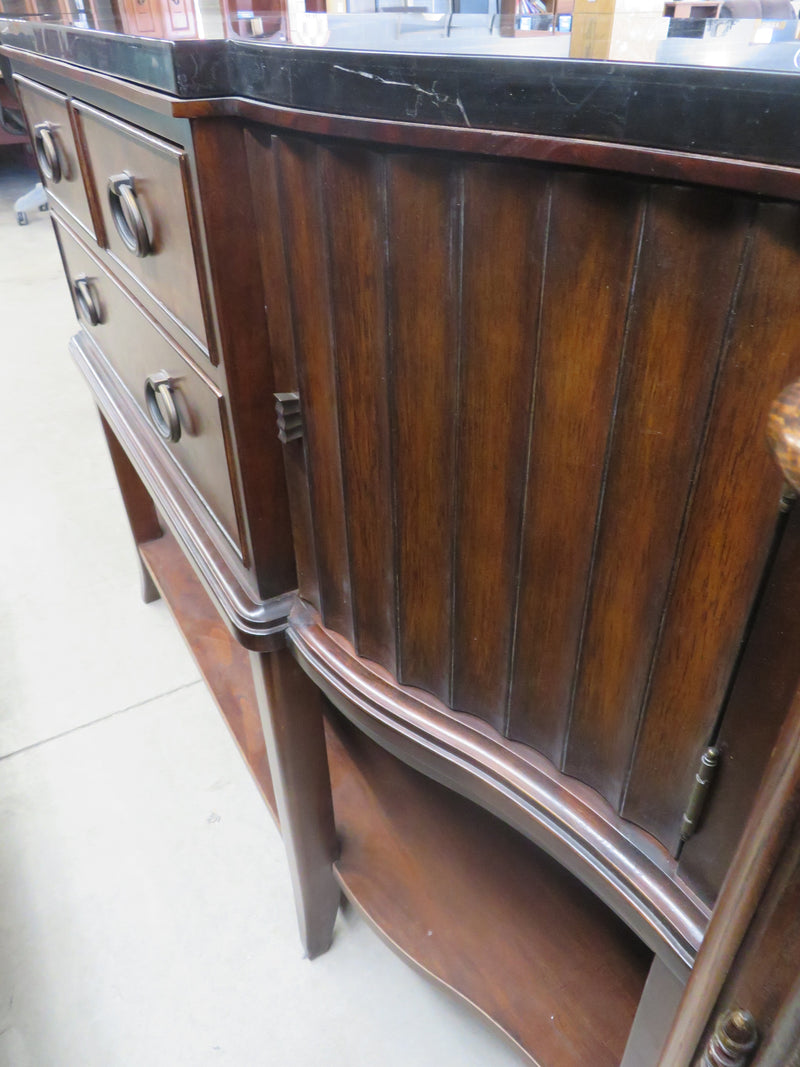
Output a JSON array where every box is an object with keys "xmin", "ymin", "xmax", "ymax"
[
  {"xmin": 144, "ymin": 371, "xmax": 181, "ymax": 443},
  {"xmin": 108, "ymin": 172, "xmax": 151, "ymax": 258},
  {"xmin": 73, "ymin": 275, "xmax": 102, "ymax": 327},
  {"xmin": 33, "ymin": 122, "xmax": 61, "ymax": 184}
]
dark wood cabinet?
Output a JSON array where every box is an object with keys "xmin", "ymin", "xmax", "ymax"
[{"xmin": 5, "ymin": 36, "xmax": 800, "ymax": 1066}]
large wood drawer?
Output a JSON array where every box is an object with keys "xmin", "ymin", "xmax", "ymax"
[
  {"xmin": 72, "ymin": 100, "xmax": 212, "ymax": 357},
  {"xmin": 14, "ymin": 76, "xmax": 97, "ymax": 240},
  {"xmin": 54, "ymin": 217, "xmax": 243, "ymax": 556}
]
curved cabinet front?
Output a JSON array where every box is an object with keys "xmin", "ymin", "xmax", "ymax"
[{"xmin": 249, "ymin": 126, "xmax": 800, "ymax": 868}]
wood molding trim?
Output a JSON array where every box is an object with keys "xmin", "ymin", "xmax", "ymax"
[
  {"xmin": 187, "ymin": 96, "xmax": 800, "ymax": 203},
  {"xmin": 287, "ymin": 603, "xmax": 708, "ymax": 975}
]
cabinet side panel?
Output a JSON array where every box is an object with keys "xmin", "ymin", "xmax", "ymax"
[
  {"xmin": 623, "ymin": 200, "xmax": 800, "ymax": 850},
  {"xmin": 245, "ymin": 127, "xmax": 319, "ymax": 607},
  {"xmin": 563, "ymin": 185, "xmax": 750, "ymax": 805}
]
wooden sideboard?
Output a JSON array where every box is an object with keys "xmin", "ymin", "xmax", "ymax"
[{"xmin": 6, "ymin": 35, "xmax": 800, "ymax": 1065}]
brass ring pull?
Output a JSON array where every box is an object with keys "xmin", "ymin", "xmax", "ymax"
[
  {"xmin": 107, "ymin": 173, "xmax": 151, "ymax": 257},
  {"xmin": 145, "ymin": 372, "xmax": 181, "ymax": 443},
  {"xmin": 33, "ymin": 122, "xmax": 61, "ymax": 183},
  {"xmin": 73, "ymin": 275, "xmax": 102, "ymax": 327}
]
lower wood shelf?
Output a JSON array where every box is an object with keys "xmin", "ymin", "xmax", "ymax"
[
  {"xmin": 139, "ymin": 530, "xmax": 652, "ymax": 1067},
  {"xmin": 326, "ymin": 711, "xmax": 652, "ymax": 1066}
]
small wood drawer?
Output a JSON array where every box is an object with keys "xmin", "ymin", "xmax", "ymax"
[
  {"xmin": 54, "ymin": 218, "xmax": 243, "ymax": 556},
  {"xmin": 72, "ymin": 101, "xmax": 212, "ymax": 357},
  {"xmin": 14, "ymin": 77, "xmax": 97, "ymax": 240}
]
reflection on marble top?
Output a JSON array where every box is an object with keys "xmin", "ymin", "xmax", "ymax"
[
  {"xmin": 3, "ymin": 0, "xmax": 800, "ymax": 171},
  {"xmin": 2, "ymin": 0, "xmax": 800, "ymax": 72}
]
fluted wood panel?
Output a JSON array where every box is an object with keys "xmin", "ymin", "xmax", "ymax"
[
  {"xmin": 562, "ymin": 186, "xmax": 752, "ymax": 805},
  {"xmin": 388, "ymin": 155, "xmax": 459, "ymax": 702},
  {"xmin": 320, "ymin": 146, "xmax": 396, "ymax": 671},
  {"xmin": 506, "ymin": 171, "xmax": 643, "ymax": 764},
  {"xmin": 450, "ymin": 161, "xmax": 548, "ymax": 732},
  {"xmin": 622, "ymin": 200, "xmax": 800, "ymax": 848},
  {"xmin": 263, "ymin": 132, "xmax": 800, "ymax": 853}
]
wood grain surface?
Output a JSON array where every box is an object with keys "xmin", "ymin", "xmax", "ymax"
[
  {"xmin": 327, "ymin": 706, "xmax": 651, "ymax": 1067},
  {"xmin": 319, "ymin": 145, "xmax": 396, "ymax": 672},
  {"xmin": 243, "ymin": 127, "xmax": 319, "ymax": 609},
  {"xmin": 622, "ymin": 200, "xmax": 800, "ymax": 850},
  {"xmin": 679, "ymin": 505, "xmax": 800, "ymax": 903},
  {"xmin": 259, "ymin": 128, "xmax": 800, "ymax": 856},
  {"xmin": 507, "ymin": 170, "xmax": 641, "ymax": 764},
  {"xmin": 451, "ymin": 159, "xmax": 547, "ymax": 731},
  {"xmin": 388, "ymin": 153, "xmax": 458, "ymax": 703},
  {"xmin": 564, "ymin": 185, "xmax": 750, "ymax": 805},
  {"xmin": 190, "ymin": 118, "xmax": 297, "ymax": 600}
]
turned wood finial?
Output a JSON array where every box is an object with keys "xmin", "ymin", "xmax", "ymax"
[{"xmin": 768, "ymin": 380, "xmax": 800, "ymax": 495}]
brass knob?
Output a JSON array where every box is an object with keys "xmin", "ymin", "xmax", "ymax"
[
  {"xmin": 144, "ymin": 372, "xmax": 181, "ymax": 443},
  {"xmin": 73, "ymin": 275, "xmax": 102, "ymax": 327},
  {"xmin": 33, "ymin": 122, "xmax": 61, "ymax": 184},
  {"xmin": 107, "ymin": 173, "xmax": 151, "ymax": 257},
  {"xmin": 701, "ymin": 1008, "xmax": 758, "ymax": 1067},
  {"xmin": 768, "ymin": 379, "xmax": 800, "ymax": 494}
]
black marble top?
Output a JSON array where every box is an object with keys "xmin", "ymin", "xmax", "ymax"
[{"xmin": 2, "ymin": 12, "xmax": 800, "ymax": 165}]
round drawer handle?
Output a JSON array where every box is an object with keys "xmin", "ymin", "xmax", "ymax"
[
  {"xmin": 33, "ymin": 122, "xmax": 61, "ymax": 184},
  {"xmin": 145, "ymin": 372, "xmax": 181, "ymax": 443},
  {"xmin": 73, "ymin": 275, "xmax": 102, "ymax": 327},
  {"xmin": 108, "ymin": 173, "xmax": 151, "ymax": 258}
]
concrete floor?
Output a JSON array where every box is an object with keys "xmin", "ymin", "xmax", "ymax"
[{"xmin": 0, "ymin": 147, "xmax": 521, "ymax": 1067}]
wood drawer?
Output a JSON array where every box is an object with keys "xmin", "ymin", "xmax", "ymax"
[
  {"xmin": 54, "ymin": 218, "xmax": 243, "ymax": 556},
  {"xmin": 72, "ymin": 101, "xmax": 212, "ymax": 357},
  {"xmin": 14, "ymin": 77, "xmax": 97, "ymax": 240}
]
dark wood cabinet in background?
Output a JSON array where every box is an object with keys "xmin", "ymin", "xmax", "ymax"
[{"xmin": 5, "ymin": 35, "xmax": 800, "ymax": 1066}]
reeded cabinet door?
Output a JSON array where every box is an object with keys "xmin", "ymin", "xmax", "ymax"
[{"xmin": 247, "ymin": 124, "xmax": 800, "ymax": 867}]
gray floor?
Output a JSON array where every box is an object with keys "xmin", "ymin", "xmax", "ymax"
[{"xmin": 0, "ymin": 148, "xmax": 521, "ymax": 1067}]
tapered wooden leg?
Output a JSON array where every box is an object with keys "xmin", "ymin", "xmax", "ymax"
[
  {"xmin": 98, "ymin": 410, "xmax": 162, "ymax": 603},
  {"xmin": 620, "ymin": 955, "xmax": 687, "ymax": 1067},
  {"xmin": 250, "ymin": 647, "xmax": 340, "ymax": 959}
]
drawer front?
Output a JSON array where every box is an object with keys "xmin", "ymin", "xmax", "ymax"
[
  {"xmin": 73, "ymin": 101, "xmax": 211, "ymax": 357},
  {"xmin": 14, "ymin": 77, "xmax": 97, "ymax": 240},
  {"xmin": 54, "ymin": 219, "xmax": 243, "ymax": 556}
]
